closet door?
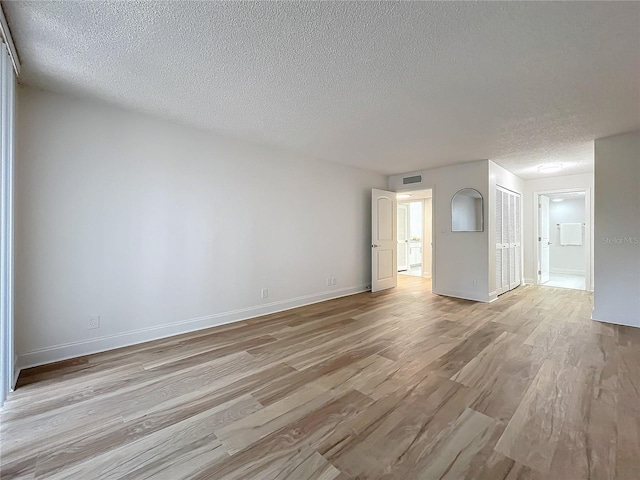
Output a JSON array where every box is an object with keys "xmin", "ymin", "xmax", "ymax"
[
  {"xmin": 495, "ymin": 189, "xmax": 508, "ymax": 295},
  {"xmin": 508, "ymin": 193, "xmax": 518, "ymax": 289},
  {"xmin": 514, "ymin": 194, "xmax": 522, "ymax": 287},
  {"xmin": 501, "ymin": 190, "xmax": 510, "ymax": 293},
  {"xmin": 496, "ymin": 187, "xmax": 522, "ymax": 295}
]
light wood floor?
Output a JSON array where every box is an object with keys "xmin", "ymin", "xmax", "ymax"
[{"xmin": 1, "ymin": 276, "xmax": 639, "ymax": 479}]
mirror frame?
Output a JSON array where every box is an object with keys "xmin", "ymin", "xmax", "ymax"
[{"xmin": 451, "ymin": 188, "xmax": 484, "ymax": 232}]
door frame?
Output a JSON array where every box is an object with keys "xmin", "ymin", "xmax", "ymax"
[
  {"xmin": 394, "ymin": 187, "xmax": 436, "ymax": 288},
  {"xmin": 533, "ymin": 187, "xmax": 592, "ymax": 291},
  {"xmin": 397, "ymin": 203, "xmax": 409, "ymax": 272},
  {"xmin": 397, "ymin": 199, "xmax": 424, "ymax": 275}
]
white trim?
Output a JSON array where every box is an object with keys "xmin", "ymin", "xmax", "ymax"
[
  {"xmin": 524, "ymin": 277, "xmax": 536, "ymax": 285},
  {"xmin": 592, "ymin": 309, "xmax": 639, "ymax": 328},
  {"xmin": 11, "ymin": 353, "xmax": 18, "ymax": 389},
  {"xmin": 0, "ymin": 6, "xmax": 19, "ymax": 75},
  {"xmin": 17, "ymin": 285, "xmax": 369, "ymax": 370}
]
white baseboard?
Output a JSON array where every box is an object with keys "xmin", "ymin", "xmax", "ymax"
[
  {"xmin": 592, "ymin": 308, "xmax": 640, "ymax": 328},
  {"xmin": 549, "ymin": 268, "xmax": 586, "ymax": 276},
  {"xmin": 18, "ymin": 285, "xmax": 369, "ymax": 370},
  {"xmin": 524, "ymin": 277, "xmax": 536, "ymax": 285},
  {"xmin": 432, "ymin": 289, "xmax": 491, "ymax": 303},
  {"xmin": 11, "ymin": 353, "xmax": 19, "ymax": 390}
]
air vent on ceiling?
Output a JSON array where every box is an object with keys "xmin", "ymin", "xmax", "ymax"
[{"xmin": 402, "ymin": 175, "xmax": 422, "ymax": 185}]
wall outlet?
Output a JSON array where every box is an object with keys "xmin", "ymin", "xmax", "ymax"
[
  {"xmin": 331, "ymin": 277, "xmax": 337, "ymax": 286},
  {"xmin": 326, "ymin": 278, "xmax": 332, "ymax": 287},
  {"xmin": 88, "ymin": 315, "xmax": 100, "ymax": 330},
  {"xmin": 261, "ymin": 288, "xmax": 269, "ymax": 299},
  {"xmin": 472, "ymin": 279, "xmax": 478, "ymax": 287}
]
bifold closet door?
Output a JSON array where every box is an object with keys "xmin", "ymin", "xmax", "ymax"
[
  {"xmin": 495, "ymin": 189, "xmax": 508, "ymax": 295},
  {"xmin": 496, "ymin": 187, "xmax": 521, "ymax": 295},
  {"xmin": 514, "ymin": 194, "xmax": 521, "ymax": 287}
]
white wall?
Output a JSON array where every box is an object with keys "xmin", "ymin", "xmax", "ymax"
[
  {"xmin": 389, "ymin": 161, "xmax": 491, "ymax": 302},
  {"xmin": 523, "ymin": 173, "xmax": 594, "ymax": 289},
  {"xmin": 593, "ymin": 131, "xmax": 640, "ymax": 327},
  {"xmin": 548, "ymin": 197, "xmax": 586, "ymax": 275},
  {"xmin": 15, "ymin": 86, "xmax": 387, "ymax": 367}
]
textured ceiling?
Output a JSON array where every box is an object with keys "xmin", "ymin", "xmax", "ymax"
[{"xmin": 4, "ymin": 1, "xmax": 640, "ymax": 179}]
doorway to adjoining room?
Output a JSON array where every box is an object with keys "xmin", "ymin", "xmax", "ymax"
[
  {"xmin": 537, "ymin": 191, "xmax": 588, "ymax": 290},
  {"xmin": 397, "ymin": 189, "xmax": 432, "ymax": 279}
]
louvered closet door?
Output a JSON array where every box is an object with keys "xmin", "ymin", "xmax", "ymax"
[
  {"xmin": 495, "ymin": 190, "xmax": 508, "ymax": 295},
  {"xmin": 496, "ymin": 187, "xmax": 522, "ymax": 296},
  {"xmin": 514, "ymin": 194, "xmax": 522, "ymax": 287},
  {"xmin": 508, "ymin": 193, "xmax": 518, "ymax": 289},
  {"xmin": 501, "ymin": 190, "xmax": 510, "ymax": 293},
  {"xmin": 495, "ymin": 190, "xmax": 503, "ymax": 294}
]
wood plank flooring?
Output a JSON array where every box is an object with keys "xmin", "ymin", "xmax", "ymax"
[{"xmin": 1, "ymin": 276, "xmax": 639, "ymax": 479}]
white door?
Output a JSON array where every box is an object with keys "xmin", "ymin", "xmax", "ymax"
[
  {"xmin": 501, "ymin": 190, "xmax": 511, "ymax": 293},
  {"xmin": 508, "ymin": 193, "xmax": 518, "ymax": 290},
  {"xmin": 538, "ymin": 195, "xmax": 550, "ymax": 284},
  {"xmin": 372, "ymin": 189, "xmax": 397, "ymax": 292},
  {"xmin": 397, "ymin": 203, "xmax": 409, "ymax": 271},
  {"xmin": 514, "ymin": 194, "xmax": 522, "ymax": 287},
  {"xmin": 495, "ymin": 189, "xmax": 507, "ymax": 295},
  {"xmin": 496, "ymin": 187, "xmax": 522, "ymax": 295}
]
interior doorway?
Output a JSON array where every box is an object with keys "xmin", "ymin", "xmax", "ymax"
[
  {"xmin": 397, "ymin": 189, "xmax": 433, "ymax": 279},
  {"xmin": 536, "ymin": 190, "xmax": 590, "ymax": 290}
]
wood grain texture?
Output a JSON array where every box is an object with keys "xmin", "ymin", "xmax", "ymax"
[{"xmin": 1, "ymin": 277, "xmax": 636, "ymax": 479}]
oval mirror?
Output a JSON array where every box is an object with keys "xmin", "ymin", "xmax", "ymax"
[{"xmin": 451, "ymin": 188, "xmax": 484, "ymax": 232}]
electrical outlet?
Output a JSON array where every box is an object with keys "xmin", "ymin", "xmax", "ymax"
[
  {"xmin": 261, "ymin": 288, "xmax": 269, "ymax": 299},
  {"xmin": 331, "ymin": 277, "xmax": 337, "ymax": 286},
  {"xmin": 472, "ymin": 280, "xmax": 477, "ymax": 287},
  {"xmin": 326, "ymin": 278, "xmax": 332, "ymax": 287},
  {"xmin": 88, "ymin": 315, "xmax": 100, "ymax": 330}
]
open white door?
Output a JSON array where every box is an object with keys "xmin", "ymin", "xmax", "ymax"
[
  {"xmin": 397, "ymin": 203, "xmax": 409, "ymax": 272},
  {"xmin": 372, "ymin": 189, "xmax": 397, "ymax": 292},
  {"xmin": 538, "ymin": 195, "xmax": 550, "ymax": 284}
]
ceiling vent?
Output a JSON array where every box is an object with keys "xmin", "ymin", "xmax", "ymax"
[{"xmin": 402, "ymin": 175, "xmax": 422, "ymax": 185}]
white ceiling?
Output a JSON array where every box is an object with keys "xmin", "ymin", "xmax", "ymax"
[{"xmin": 4, "ymin": 1, "xmax": 639, "ymax": 179}]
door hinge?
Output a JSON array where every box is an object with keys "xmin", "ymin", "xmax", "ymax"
[
  {"xmin": 538, "ymin": 204, "xmax": 541, "ymax": 208},
  {"xmin": 538, "ymin": 270, "xmax": 541, "ymax": 275},
  {"xmin": 538, "ymin": 236, "xmax": 541, "ymax": 241}
]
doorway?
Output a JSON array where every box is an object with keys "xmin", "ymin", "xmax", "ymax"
[
  {"xmin": 397, "ymin": 189, "xmax": 432, "ymax": 279},
  {"xmin": 536, "ymin": 190, "xmax": 589, "ymax": 290}
]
